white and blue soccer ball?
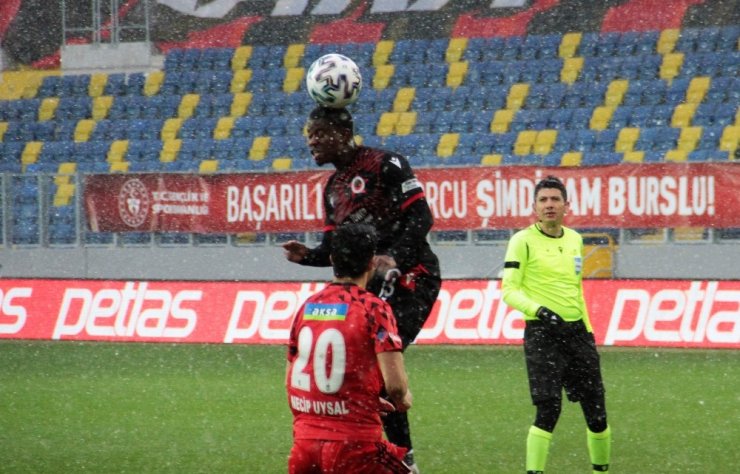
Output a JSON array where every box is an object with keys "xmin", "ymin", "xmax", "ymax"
[{"xmin": 305, "ymin": 53, "xmax": 362, "ymax": 108}]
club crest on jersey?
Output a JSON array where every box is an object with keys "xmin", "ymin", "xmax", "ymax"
[
  {"xmin": 304, "ymin": 303, "xmax": 349, "ymax": 321},
  {"xmin": 350, "ymin": 175, "xmax": 366, "ymax": 194},
  {"xmin": 389, "ymin": 157, "xmax": 402, "ymax": 168}
]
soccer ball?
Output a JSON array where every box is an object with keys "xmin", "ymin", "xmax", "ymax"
[{"xmin": 305, "ymin": 53, "xmax": 362, "ymax": 108}]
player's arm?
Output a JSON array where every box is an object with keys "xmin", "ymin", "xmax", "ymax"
[
  {"xmin": 501, "ymin": 232, "xmax": 542, "ymax": 318},
  {"xmin": 377, "ymin": 351, "xmax": 412, "ymax": 412},
  {"xmin": 382, "ymin": 154, "xmax": 433, "ymax": 272},
  {"xmin": 576, "ymin": 234, "xmax": 594, "ymax": 333},
  {"xmin": 282, "ymin": 183, "xmax": 335, "ymax": 267}
]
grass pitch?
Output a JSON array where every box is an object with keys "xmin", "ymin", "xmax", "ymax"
[{"xmin": 0, "ymin": 341, "xmax": 737, "ymax": 473}]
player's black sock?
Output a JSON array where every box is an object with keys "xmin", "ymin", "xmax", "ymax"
[
  {"xmin": 526, "ymin": 471, "xmax": 544, "ymax": 474},
  {"xmin": 383, "ymin": 410, "xmax": 412, "ymax": 449},
  {"xmin": 593, "ymin": 464, "xmax": 609, "ymax": 472}
]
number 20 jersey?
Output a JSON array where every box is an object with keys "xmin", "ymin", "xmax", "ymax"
[{"xmin": 287, "ymin": 282, "xmax": 404, "ymax": 441}]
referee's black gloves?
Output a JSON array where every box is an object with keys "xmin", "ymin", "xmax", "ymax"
[{"xmin": 536, "ymin": 306, "xmax": 565, "ymax": 327}]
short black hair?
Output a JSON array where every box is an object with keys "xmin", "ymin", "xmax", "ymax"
[
  {"xmin": 308, "ymin": 106, "xmax": 354, "ymax": 133},
  {"xmin": 331, "ymin": 223, "xmax": 377, "ymax": 278},
  {"xmin": 534, "ymin": 175, "xmax": 567, "ymax": 201}
]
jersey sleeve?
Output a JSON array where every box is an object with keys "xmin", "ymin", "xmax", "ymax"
[
  {"xmin": 501, "ymin": 230, "xmax": 541, "ymax": 318},
  {"xmin": 372, "ymin": 298, "xmax": 404, "ymax": 353}
]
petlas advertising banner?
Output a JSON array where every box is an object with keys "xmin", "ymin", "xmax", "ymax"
[
  {"xmin": 84, "ymin": 163, "xmax": 740, "ymax": 233},
  {"xmin": 0, "ymin": 278, "xmax": 737, "ymax": 349}
]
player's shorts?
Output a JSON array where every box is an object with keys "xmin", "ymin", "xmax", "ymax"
[
  {"xmin": 289, "ymin": 438, "xmax": 410, "ymax": 474},
  {"xmin": 369, "ymin": 270, "xmax": 441, "ymax": 348},
  {"xmin": 523, "ymin": 319, "xmax": 605, "ymax": 404}
]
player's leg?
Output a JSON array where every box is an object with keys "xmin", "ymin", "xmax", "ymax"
[
  {"xmin": 332, "ymin": 440, "xmax": 412, "ymax": 474},
  {"xmin": 563, "ymin": 321, "xmax": 611, "ymax": 473},
  {"xmin": 523, "ymin": 321, "xmax": 566, "ymax": 474}
]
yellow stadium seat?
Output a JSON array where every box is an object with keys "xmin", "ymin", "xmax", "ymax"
[
  {"xmin": 284, "ymin": 43, "xmax": 306, "ymax": 68},
  {"xmin": 250, "ymin": 136, "xmax": 271, "ymax": 160},
  {"xmin": 561, "ymin": 57, "xmax": 583, "ymax": 84},
  {"xmin": 0, "ymin": 70, "xmax": 47, "ymax": 100},
  {"xmin": 373, "ymin": 64, "xmax": 395, "ymax": 90},
  {"xmin": 393, "ymin": 87, "xmax": 415, "ymax": 113},
  {"xmin": 22, "ymin": 141, "xmax": 43, "ymax": 166},
  {"xmin": 39, "ymin": 97, "xmax": 59, "ymax": 121},
  {"xmin": 178, "ymin": 94, "xmax": 200, "ymax": 119},
  {"xmin": 659, "ymin": 52, "xmax": 684, "ymax": 81},
  {"xmin": 272, "ymin": 157, "xmax": 292, "ymax": 171},
  {"xmin": 110, "ymin": 161, "xmax": 130, "ymax": 173},
  {"xmin": 373, "ymin": 40, "xmax": 394, "ymax": 67},
  {"xmin": 514, "ymin": 130, "xmax": 537, "ymax": 155},
  {"xmin": 481, "ymin": 154, "xmax": 502, "ymax": 166},
  {"xmin": 616, "ymin": 127, "xmax": 640, "ymax": 153},
  {"xmin": 623, "ymin": 151, "xmax": 644, "ymax": 163},
  {"xmin": 74, "ymin": 119, "xmax": 96, "ymax": 142},
  {"xmin": 283, "ymin": 67, "xmax": 304, "ymax": 93},
  {"xmin": 446, "ymin": 37, "xmax": 468, "ymax": 63},
  {"xmin": 677, "ymin": 126, "xmax": 702, "ymax": 152},
  {"xmin": 673, "ymin": 226, "xmax": 707, "ymax": 242},
  {"xmin": 214, "ymin": 117, "xmax": 235, "ymax": 140},
  {"xmin": 664, "ymin": 149, "xmax": 688, "ymax": 162},
  {"xmin": 533, "ymin": 130, "xmax": 557, "ymax": 154},
  {"xmin": 719, "ymin": 125, "xmax": 739, "ymax": 154},
  {"xmin": 160, "ymin": 139, "xmax": 182, "ymax": 162},
  {"xmin": 54, "ymin": 183, "xmax": 76, "ymax": 206},
  {"xmin": 199, "ymin": 159, "xmax": 219, "ymax": 174},
  {"xmin": 657, "ymin": 28, "xmax": 680, "ymax": 54},
  {"xmin": 58, "ymin": 162, "xmax": 77, "ymax": 175},
  {"xmin": 671, "ymin": 103, "xmax": 696, "ymax": 128},
  {"xmin": 559, "ymin": 32, "xmax": 582, "ymax": 58},
  {"xmin": 231, "ymin": 69, "xmax": 252, "ymax": 93},
  {"xmin": 396, "ymin": 111, "xmax": 417, "ymax": 135},
  {"xmin": 107, "ymin": 140, "xmax": 128, "ymax": 162},
  {"xmin": 0, "ymin": 122, "xmax": 8, "ymax": 141},
  {"xmin": 437, "ymin": 133, "xmax": 460, "ymax": 157},
  {"xmin": 144, "ymin": 71, "xmax": 164, "ymax": 96},
  {"xmin": 231, "ymin": 92, "xmax": 252, "ymax": 116},
  {"xmin": 561, "ymin": 151, "xmax": 582, "ymax": 166},
  {"xmin": 605, "ymin": 79, "xmax": 629, "ymax": 106},
  {"xmin": 582, "ymin": 233, "xmax": 616, "ymax": 278},
  {"xmin": 232, "ymin": 45, "xmax": 252, "ymax": 70},
  {"xmin": 88, "ymin": 73, "xmax": 108, "ymax": 97},
  {"xmin": 685, "ymin": 76, "xmax": 710, "ymax": 104},
  {"xmin": 446, "ymin": 61, "xmax": 468, "ymax": 88},
  {"xmin": 506, "ymin": 83, "xmax": 529, "ymax": 110},
  {"xmin": 590, "ymin": 106, "xmax": 614, "ymax": 131},
  {"xmin": 161, "ymin": 118, "xmax": 183, "ymax": 141},
  {"xmin": 92, "ymin": 95, "xmax": 113, "ymax": 120},
  {"xmin": 376, "ymin": 112, "xmax": 399, "ymax": 136},
  {"xmin": 491, "ymin": 109, "xmax": 514, "ymax": 133}
]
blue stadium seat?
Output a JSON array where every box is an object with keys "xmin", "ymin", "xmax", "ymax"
[
  {"xmin": 572, "ymin": 130, "xmax": 597, "ymax": 152},
  {"xmin": 609, "ymin": 106, "xmax": 631, "ymax": 129},
  {"xmin": 104, "ymin": 73, "xmax": 127, "ymax": 96}
]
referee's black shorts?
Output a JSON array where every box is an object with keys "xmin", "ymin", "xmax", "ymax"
[{"xmin": 523, "ymin": 319, "xmax": 605, "ymax": 404}]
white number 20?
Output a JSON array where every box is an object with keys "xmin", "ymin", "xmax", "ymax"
[{"xmin": 290, "ymin": 327, "xmax": 346, "ymax": 394}]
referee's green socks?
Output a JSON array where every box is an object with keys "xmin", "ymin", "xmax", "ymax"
[
  {"xmin": 587, "ymin": 425, "xmax": 611, "ymax": 472},
  {"xmin": 526, "ymin": 425, "xmax": 552, "ymax": 473}
]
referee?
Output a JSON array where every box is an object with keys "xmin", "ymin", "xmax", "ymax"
[{"xmin": 502, "ymin": 176, "xmax": 611, "ymax": 474}]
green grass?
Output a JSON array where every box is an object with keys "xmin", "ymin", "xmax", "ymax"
[{"xmin": 0, "ymin": 341, "xmax": 737, "ymax": 473}]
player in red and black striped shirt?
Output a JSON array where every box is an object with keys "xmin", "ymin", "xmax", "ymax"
[
  {"xmin": 287, "ymin": 223, "xmax": 412, "ymax": 474},
  {"xmin": 284, "ymin": 106, "xmax": 441, "ymax": 472}
]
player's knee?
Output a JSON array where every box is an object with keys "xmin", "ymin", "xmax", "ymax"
[{"xmin": 533, "ymin": 398, "xmax": 562, "ymax": 432}]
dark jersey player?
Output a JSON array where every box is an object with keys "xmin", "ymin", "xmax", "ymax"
[{"xmin": 283, "ymin": 106, "xmax": 441, "ymax": 472}]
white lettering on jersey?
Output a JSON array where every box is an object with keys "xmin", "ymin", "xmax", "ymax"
[{"xmin": 402, "ymin": 178, "xmax": 422, "ymax": 194}]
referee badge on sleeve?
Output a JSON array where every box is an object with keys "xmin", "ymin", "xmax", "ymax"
[{"xmin": 574, "ymin": 256, "xmax": 582, "ymax": 275}]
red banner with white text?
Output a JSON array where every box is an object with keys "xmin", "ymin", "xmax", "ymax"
[
  {"xmin": 0, "ymin": 278, "xmax": 737, "ymax": 348},
  {"xmin": 84, "ymin": 163, "xmax": 740, "ymax": 233}
]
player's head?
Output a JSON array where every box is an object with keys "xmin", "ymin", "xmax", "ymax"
[
  {"xmin": 306, "ymin": 106, "xmax": 356, "ymax": 167},
  {"xmin": 533, "ymin": 175, "xmax": 569, "ymax": 226},
  {"xmin": 331, "ymin": 223, "xmax": 377, "ymax": 278},
  {"xmin": 534, "ymin": 175, "xmax": 567, "ymax": 201}
]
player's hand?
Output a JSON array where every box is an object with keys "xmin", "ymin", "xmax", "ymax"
[
  {"xmin": 397, "ymin": 389, "xmax": 412, "ymax": 412},
  {"xmin": 378, "ymin": 397, "xmax": 396, "ymax": 416},
  {"xmin": 536, "ymin": 306, "xmax": 565, "ymax": 327},
  {"xmin": 282, "ymin": 240, "xmax": 308, "ymax": 263},
  {"xmin": 374, "ymin": 254, "xmax": 398, "ymax": 279}
]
